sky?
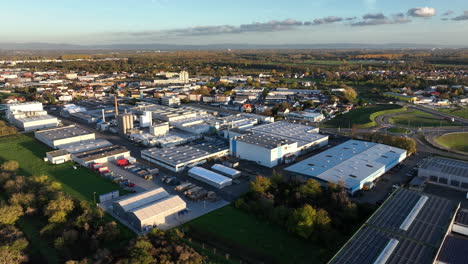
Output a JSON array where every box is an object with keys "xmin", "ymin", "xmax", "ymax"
[{"xmin": 2, "ymin": 0, "xmax": 468, "ymax": 45}]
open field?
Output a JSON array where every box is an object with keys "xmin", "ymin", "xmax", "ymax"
[
  {"xmin": 387, "ymin": 127, "xmax": 411, "ymax": 134},
  {"xmin": 185, "ymin": 205, "xmax": 322, "ymax": 264},
  {"xmin": 323, "ymin": 104, "xmax": 404, "ymax": 128},
  {"xmin": 0, "ymin": 134, "xmax": 125, "ymax": 203},
  {"xmin": 390, "ymin": 110, "xmax": 461, "ymax": 127},
  {"xmin": 435, "ymin": 132, "xmax": 468, "ymax": 153},
  {"xmin": 438, "ymin": 106, "xmax": 468, "ymax": 119}
]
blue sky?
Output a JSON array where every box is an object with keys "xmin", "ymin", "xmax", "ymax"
[{"xmin": 2, "ymin": 0, "xmax": 468, "ymax": 45}]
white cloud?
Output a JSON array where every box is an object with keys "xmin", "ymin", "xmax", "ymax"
[{"xmin": 407, "ymin": 7, "xmax": 436, "ymax": 17}]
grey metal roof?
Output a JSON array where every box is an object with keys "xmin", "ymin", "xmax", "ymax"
[
  {"xmin": 455, "ymin": 209, "xmax": 468, "ymax": 226},
  {"xmin": 129, "ymin": 195, "xmax": 186, "ymax": 222},
  {"xmin": 420, "ymin": 157, "xmax": 468, "ymax": 178},
  {"xmin": 330, "ymin": 189, "xmax": 459, "ymax": 264},
  {"xmin": 35, "ymin": 125, "xmax": 93, "ymax": 140}
]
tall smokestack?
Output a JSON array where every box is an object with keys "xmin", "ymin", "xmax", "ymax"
[
  {"xmin": 102, "ymin": 109, "xmax": 106, "ymax": 122},
  {"xmin": 114, "ymin": 96, "xmax": 119, "ymax": 116}
]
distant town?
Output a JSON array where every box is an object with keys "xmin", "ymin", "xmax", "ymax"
[{"xmin": 0, "ymin": 50, "xmax": 467, "ymax": 264}]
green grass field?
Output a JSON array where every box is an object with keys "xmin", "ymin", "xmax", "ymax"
[
  {"xmin": 0, "ymin": 134, "xmax": 124, "ymax": 203},
  {"xmin": 387, "ymin": 127, "xmax": 411, "ymax": 134},
  {"xmin": 435, "ymin": 132, "xmax": 468, "ymax": 153},
  {"xmin": 323, "ymin": 104, "xmax": 404, "ymax": 128},
  {"xmin": 438, "ymin": 107, "xmax": 468, "ymax": 119},
  {"xmin": 390, "ymin": 110, "xmax": 460, "ymax": 127},
  {"xmin": 185, "ymin": 205, "xmax": 322, "ymax": 264}
]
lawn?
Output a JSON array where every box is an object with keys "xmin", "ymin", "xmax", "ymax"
[
  {"xmin": 323, "ymin": 104, "xmax": 404, "ymax": 128},
  {"xmin": 435, "ymin": 132, "xmax": 468, "ymax": 153},
  {"xmin": 387, "ymin": 127, "xmax": 411, "ymax": 134},
  {"xmin": 0, "ymin": 134, "xmax": 124, "ymax": 203},
  {"xmin": 390, "ymin": 110, "xmax": 461, "ymax": 127},
  {"xmin": 185, "ymin": 205, "xmax": 322, "ymax": 264},
  {"xmin": 438, "ymin": 107, "xmax": 468, "ymax": 119}
]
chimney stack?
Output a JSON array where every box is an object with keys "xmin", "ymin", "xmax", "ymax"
[
  {"xmin": 102, "ymin": 109, "xmax": 106, "ymax": 122},
  {"xmin": 114, "ymin": 96, "xmax": 119, "ymax": 116}
]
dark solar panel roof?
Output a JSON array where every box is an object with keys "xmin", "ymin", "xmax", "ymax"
[
  {"xmin": 437, "ymin": 235, "xmax": 468, "ymax": 264},
  {"xmin": 329, "ymin": 189, "xmax": 459, "ymax": 264},
  {"xmin": 455, "ymin": 209, "xmax": 468, "ymax": 226}
]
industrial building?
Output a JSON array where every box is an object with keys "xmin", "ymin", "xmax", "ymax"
[
  {"xmin": 71, "ymin": 145, "xmax": 130, "ymax": 166},
  {"xmin": 5, "ymin": 101, "xmax": 59, "ymax": 131},
  {"xmin": 141, "ymin": 142, "xmax": 229, "ymax": 172},
  {"xmin": 57, "ymin": 139, "xmax": 113, "ymax": 154},
  {"xmin": 149, "ymin": 122, "xmax": 169, "ymax": 136},
  {"xmin": 35, "ymin": 125, "xmax": 95, "ymax": 149},
  {"xmin": 418, "ymin": 157, "xmax": 468, "ymax": 191},
  {"xmin": 330, "ymin": 188, "xmax": 459, "ymax": 264},
  {"xmin": 249, "ymin": 121, "xmax": 328, "ymax": 154},
  {"xmin": 45, "ymin": 149, "xmax": 71, "ymax": 164},
  {"xmin": 12, "ymin": 115, "xmax": 59, "ymax": 132},
  {"xmin": 188, "ymin": 167, "xmax": 232, "ymax": 189},
  {"xmin": 211, "ymin": 164, "xmax": 241, "ymax": 179},
  {"xmin": 117, "ymin": 113, "xmax": 134, "ymax": 136},
  {"xmin": 112, "ymin": 188, "xmax": 186, "ymax": 232},
  {"xmin": 230, "ymin": 133, "xmax": 298, "ymax": 168},
  {"xmin": 435, "ymin": 209, "xmax": 468, "ymax": 264},
  {"xmin": 286, "ymin": 140, "xmax": 407, "ymax": 194}
]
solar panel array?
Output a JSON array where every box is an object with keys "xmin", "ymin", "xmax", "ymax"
[
  {"xmin": 330, "ymin": 189, "xmax": 458, "ymax": 264},
  {"xmin": 436, "ymin": 235, "xmax": 468, "ymax": 264}
]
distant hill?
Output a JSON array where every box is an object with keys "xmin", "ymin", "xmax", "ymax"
[{"xmin": 0, "ymin": 42, "xmax": 466, "ymax": 51}]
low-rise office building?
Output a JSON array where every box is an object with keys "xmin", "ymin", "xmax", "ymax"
[
  {"xmin": 286, "ymin": 140, "xmax": 407, "ymax": 194},
  {"xmin": 418, "ymin": 157, "xmax": 468, "ymax": 191},
  {"xmin": 46, "ymin": 149, "xmax": 71, "ymax": 164},
  {"xmin": 35, "ymin": 125, "xmax": 95, "ymax": 149}
]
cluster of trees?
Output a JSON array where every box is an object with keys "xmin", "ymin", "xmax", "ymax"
[
  {"xmin": 235, "ymin": 173, "xmax": 374, "ymax": 253},
  {"xmin": 0, "ymin": 120, "xmax": 17, "ymax": 137},
  {"xmin": 357, "ymin": 133, "xmax": 417, "ymax": 154},
  {"xmin": 0, "ymin": 160, "xmax": 206, "ymax": 263}
]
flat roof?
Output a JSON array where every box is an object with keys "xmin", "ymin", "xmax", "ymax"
[
  {"xmin": 234, "ymin": 133, "xmax": 294, "ymax": 149},
  {"xmin": 286, "ymin": 140, "xmax": 406, "ymax": 189},
  {"xmin": 142, "ymin": 143, "xmax": 228, "ymax": 166},
  {"xmin": 455, "ymin": 209, "xmax": 468, "ymax": 226},
  {"xmin": 73, "ymin": 145, "xmax": 129, "ymax": 162},
  {"xmin": 46, "ymin": 149, "xmax": 69, "ymax": 157},
  {"xmin": 330, "ymin": 188, "xmax": 459, "ymax": 264},
  {"xmin": 35, "ymin": 125, "xmax": 93, "ymax": 141},
  {"xmin": 250, "ymin": 121, "xmax": 326, "ymax": 147},
  {"xmin": 189, "ymin": 167, "xmax": 232, "ymax": 185},
  {"xmin": 58, "ymin": 139, "xmax": 113, "ymax": 154},
  {"xmin": 420, "ymin": 157, "xmax": 468, "ymax": 178},
  {"xmin": 15, "ymin": 114, "xmax": 58, "ymax": 123}
]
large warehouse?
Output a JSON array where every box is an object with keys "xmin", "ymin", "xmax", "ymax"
[
  {"xmin": 11, "ymin": 115, "xmax": 59, "ymax": 132},
  {"xmin": 330, "ymin": 188, "xmax": 459, "ymax": 264},
  {"xmin": 418, "ymin": 157, "xmax": 468, "ymax": 191},
  {"xmin": 72, "ymin": 145, "xmax": 130, "ymax": 166},
  {"xmin": 188, "ymin": 167, "xmax": 232, "ymax": 189},
  {"xmin": 286, "ymin": 140, "xmax": 407, "ymax": 194},
  {"xmin": 35, "ymin": 125, "xmax": 95, "ymax": 149},
  {"xmin": 57, "ymin": 139, "xmax": 113, "ymax": 154},
  {"xmin": 230, "ymin": 133, "xmax": 298, "ymax": 168},
  {"xmin": 112, "ymin": 188, "xmax": 186, "ymax": 231},
  {"xmin": 141, "ymin": 142, "xmax": 229, "ymax": 172}
]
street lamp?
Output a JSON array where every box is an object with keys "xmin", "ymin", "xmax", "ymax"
[{"xmin": 93, "ymin": 192, "xmax": 97, "ymax": 205}]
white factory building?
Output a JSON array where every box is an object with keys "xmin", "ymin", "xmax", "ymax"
[
  {"xmin": 229, "ymin": 121, "xmax": 329, "ymax": 167},
  {"xmin": 286, "ymin": 140, "xmax": 407, "ymax": 194},
  {"xmin": 418, "ymin": 157, "xmax": 468, "ymax": 191},
  {"xmin": 188, "ymin": 167, "xmax": 232, "ymax": 189},
  {"xmin": 34, "ymin": 125, "xmax": 95, "ymax": 149},
  {"xmin": 71, "ymin": 145, "xmax": 130, "ymax": 167},
  {"xmin": 5, "ymin": 101, "xmax": 59, "ymax": 131},
  {"xmin": 112, "ymin": 188, "xmax": 186, "ymax": 232}
]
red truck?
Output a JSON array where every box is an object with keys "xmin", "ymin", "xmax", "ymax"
[{"xmin": 117, "ymin": 159, "xmax": 129, "ymax": 167}]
